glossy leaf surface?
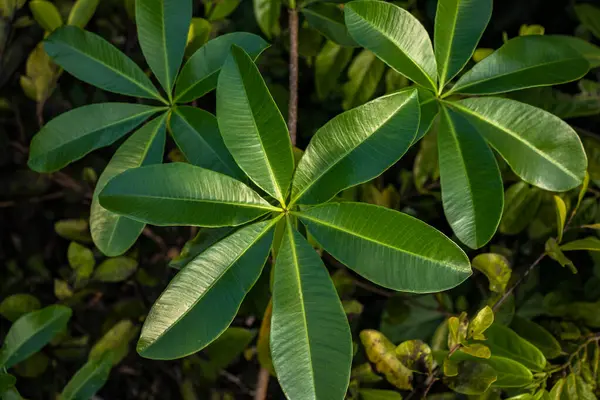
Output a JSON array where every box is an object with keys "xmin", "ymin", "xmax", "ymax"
[
  {"xmin": 550, "ymin": 35, "xmax": 600, "ymax": 68},
  {"xmin": 28, "ymin": 103, "xmax": 159, "ymax": 172},
  {"xmin": 297, "ymin": 202, "xmax": 471, "ymax": 292},
  {"xmin": 175, "ymin": 33, "xmax": 269, "ymax": 102},
  {"xmin": 271, "ymin": 220, "xmax": 352, "ymax": 400},
  {"xmin": 135, "ymin": 0, "xmax": 191, "ymax": 95},
  {"xmin": 0, "ymin": 305, "xmax": 71, "ymax": 369},
  {"xmin": 510, "ymin": 316, "xmax": 562, "ymax": 360},
  {"xmin": 60, "ymin": 353, "xmax": 112, "ymax": 400},
  {"xmin": 45, "ymin": 26, "xmax": 162, "ymax": 100},
  {"xmin": 438, "ymin": 105, "xmax": 503, "ymax": 248},
  {"xmin": 451, "ymin": 36, "xmax": 589, "ymax": 95},
  {"xmin": 217, "ymin": 46, "xmax": 294, "ymax": 205},
  {"xmin": 292, "ymin": 89, "xmax": 420, "ymax": 205},
  {"xmin": 483, "ymin": 323, "xmax": 547, "ymax": 371},
  {"xmin": 451, "ymin": 97, "xmax": 587, "ymax": 191},
  {"xmin": 169, "ymin": 106, "xmax": 243, "ymax": 179},
  {"xmin": 344, "ymin": 0, "xmax": 437, "ymax": 91},
  {"xmin": 303, "ymin": 3, "xmax": 357, "ymax": 47},
  {"xmin": 138, "ymin": 220, "xmax": 275, "ymax": 359},
  {"xmin": 99, "ymin": 163, "xmax": 279, "ymax": 227},
  {"xmin": 91, "ymin": 114, "xmax": 166, "ymax": 256},
  {"xmin": 434, "ymin": 0, "xmax": 492, "ymax": 89}
]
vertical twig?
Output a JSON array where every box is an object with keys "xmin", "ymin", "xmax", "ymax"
[
  {"xmin": 492, "ymin": 253, "xmax": 546, "ymax": 312},
  {"xmin": 287, "ymin": 1, "xmax": 299, "ymax": 146}
]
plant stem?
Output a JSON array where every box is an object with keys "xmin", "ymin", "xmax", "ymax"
[
  {"xmin": 287, "ymin": 4, "xmax": 299, "ymax": 146},
  {"xmin": 492, "ymin": 253, "xmax": 546, "ymax": 312}
]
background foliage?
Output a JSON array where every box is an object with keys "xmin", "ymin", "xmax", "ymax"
[{"xmin": 1, "ymin": 0, "xmax": 600, "ymax": 399}]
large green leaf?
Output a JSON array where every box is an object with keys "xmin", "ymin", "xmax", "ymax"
[
  {"xmin": 271, "ymin": 219, "xmax": 352, "ymax": 400},
  {"xmin": 296, "ymin": 202, "xmax": 471, "ymax": 292},
  {"xmin": 137, "ymin": 220, "xmax": 276, "ymax": 359},
  {"xmin": 344, "ymin": 0, "xmax": 437, "ymax": 91},
  {"xmin": 510, "ymin": 316, "xmax": 562, "ymax": 360},
  {"xmin": 28, "ymin": 103, "xmax": 160, "ymax": 172},
  {"xmin": 434, "ymin": 0, "xmax": 492, "ymax": 90},
  {"xmin": 135, "ymin": 0, "xmax": 191, "ymax": 96},
  {"xmin": 315, "ymin": 41, "xmax": 354, "ymax": 100},
  {"xmin": 483, "ymin": 323, "xmax": 547, "ymax": 371},
  {"xmin": 0, "ymin": 305, "xmax": 71, "ymax": 369},
  {"xmin": 169, "ymin": 106, "xmax": 243, "ymax": 179},
  {"xmin": 90, "ymin": 114, "xmax": 167, "ymax": 256},
  {"xmin": 175, "ymin": 33, "xmax": 269, "ymax": 103},
  {"xmin": 444, "ymin": 351, "xmax": 533, "ymax": 388},
  {"xmin": 449, "ymin": 97, "xmax": 587, "ymax": 191},
  {"xmin": 342, "ymin": 49, "xmax": 385, "ymax": 110},
  {"xmin": 216, "ymin": 46, "xmax": 294, "ymax": 205},
  {"xmin": 437, "ymin": 105, "xmax": 503, "ymax": 249},
  {"xmin": 44, "ymin": 26, "xmax": 163, "ymax": 101},
  {"xmin": 549, "ymin": 35, "xmax": 600, "ymax": 68},
  {"xmin": 302, "ymin": 3, "xmax": 357, "ymax": 47},
  {"xmin": 449, "ymin": 36, "xmax": 589, "ymax": 95},
  {"xmin": 60, "ymin": 353, "xmax": 112, "ymax": 400},
  {"xmin": 291, "ymin": 89, "xmax": 420, "ymax": 205},
  {"xmin": 99, "ymin": 162, "xmax": 279, "ymax": 227}
]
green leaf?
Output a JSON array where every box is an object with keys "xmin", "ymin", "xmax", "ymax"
[
  {"xmin": 303, "ymin": 3, "xmax": 357, "ymax": 47},
  {"xmin": 0, "ymin": 295, "xmax": 41, "ymax": 323},
  {"xmin": 471, "ymin": 253, "xmax": 511, "ymax": 293},
  {"xmin": 395, "ymin": 340, "xmax": 433, "ymax": 373},
  {"xmin": 29, "ymin": 0, "xmax": 62, "ymax": 32},
  {"xmin": 483, "ymin": 323, "xmax": 547, "ymax": 371},
  {"xmin": 169, "ymin": 227, "xmax": 235, "ymax": 270},
  {"xmin": 99, "ymin": 163, "xmax": 279, "ymax": 227},
  {"xmin": 13, "ymin": 351, "xmax": 48, "ymax": 378},
  {"xmin": 135, "ymin": 0, "xmax": 191, "ymax": 96},
  {"xmin": 253, "ymin": 0, "xmax": 281, "ymax": 39},
  {"xmin": 565, "ymin": 373, "xmax": 597, "ymax": 400},
  {"xmin": 344, "ymin": 0, "xmax": 437, "ymax": 91},
  {"xmin": 89, "ymin": 320, "xmax": 137, "ymax": 365},
  {"xmin": 549, "ymin": 35, "xmax": 600, "ymax": 68},
  {"xmin": 206, "ymin": 0, "xmax": 240, "ymax": 21},
  {"xmin": 510, "ymin": 316, "xmax": 562, "ymax": 360},
  {"xmin": 67, "ymin": 242, "xmax": 95, "ymax": 282},
  {"xmin": 91, "ymin": 114, "xmax": 167, "ymax": 256},
  {"xmin": 574, "ymin": 4, "xmax": 600, "ymax": 40},
  {"xmin": 185, "ymin": 18, "xmax": 211, "ymax": 57},
  {"xmin": 271, "ymin": 219, "xmax": 352, "ymax": 400},
  {"xmin": 413, "ymin": 91, "xmax": 439, "ymax": 144},
  {"xmin": 67, "ymin": 0, "xmax": 99, "ymax": 28},
  {"xmin": 296, "ymin": 202, "xmax": 471, "ymax": 292},
  {"xmin": 450, "ymin": 97, "xmax": 587, "ymax": 192},
  {"xmin": 342, "ymin": 49, "xmax": 385, "ymax": 110},
  {"xmin": 446, "ymin": 360, "xmax": 497, "ymax": 395},
  {"xmin": 315, "ymin": 41, "xmax": 353, "ymax": 100},
  {"xmin": 434, "ymin": 0, "xmax": 492, "ymax": 90},
  {"xmin": 292, "ymin": 89, "xmax": 420, "ymax": 205},
  {"xmin": 169, "ymin": 106, "xmax": 242, "ymax": 179},
  {"xmin": 561, "ymin": 237, "xmax": 600, "ymax": 252},
  {"xmin": 460, "ymin": 343, "xmax": 491, "ymax": 359},
  {"xmin": 138, "ymin": 220, "xmax": 275, "ymax": 359},
  {"xmin": 0, "ymin": 305, "xmax": 71, "ymax": 369},
  {"xmin": 500, "ymin": 182, "xmax": 543, "ymax": 235},
  {"xmin": 60, "ymin": 353, "xmax": 112, "ymax": 400},
  {"xmin": 438, "ymin": 105, "xmax": 503, "ymax": 248},
  {"xmin": 468, "ymin": 306, "xmax": 494, "ymax": 340},
  {"xmin": 175, "ymin": 33, "xmax": 269, "ymax": 103},
  {"xmin": 28, "ymin": 103, "xmax": 160, "ymax": 172},
  {"xmin": 0, "ymin": 374, "xmax": 16, "ymax": 392},
  {"xmin": 359, "ymin": 389, "xmax": 403, "ymax": 400},
  {"xmin": 45, "ymin": 26, "xmax": 163, "ymax": 101},
  {"xmin": 0, "ymin": 387, "xmax": 22, "ymax": 400},
  {"xmin": 93, "ymin": 257, "xmax": 138, "ymax": 282},
  {"xmin": 450, "ymin": 36, "xmax": 589, "ymax": 95},
  {"xmin": 216, "ymin": 45, "xmax": 294, "ymax": 205},
  {"xmin": 554, "ymin": 195, "xmax": 567, "ymax": 243},
  {"xmin": 546, "ymin": 238, "xmax": 576, "ymax": 273}
]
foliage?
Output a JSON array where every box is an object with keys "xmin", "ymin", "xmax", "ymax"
[{"xmin": 1, "ymin": 0, "xmax": 599, "ymax": 399}]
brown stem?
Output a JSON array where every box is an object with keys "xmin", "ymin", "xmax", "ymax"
[
  {"xmin": 287, "ymin": 6, "xmax": 299, "ymax": 146},
  {"xmin": 493, "ymin": 253, "xmax": 546, "ymax": 312},
  {"xmin": 254, "ymin": 367, "xmax": 271, "ymax": 400}
]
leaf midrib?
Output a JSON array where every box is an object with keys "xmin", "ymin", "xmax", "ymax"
[
  {"xmin": 142, "ymin": 218, "xmax": 278, "ymax": 350},
  {"xmin": 297, "ymin": 211, "xmax": 465, "ymax": 272},
  {"xmin": 284, "ymin": 219, "xmax": 317, "ymax": 397},
  {"xmin": 448, "ymin": 100, "xmax": 580, "ymax": 181},
  {"xmin": 49, "ymin": 38, "xmax": 163, "ymax": 101},
  {"xmin": 292, "ymin": 93, "xmax": 413, "ymax": 205},
  {"xmin": 453, "ymin": 56, "xmax": 584, "ymax": 94},
  {"xmin": 348, "ymin": 6, "xmax": 437, "ymax": 91},
  {"xmin": 436, "ymin": 0, "xmax": 460, "ymax": 88}
]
